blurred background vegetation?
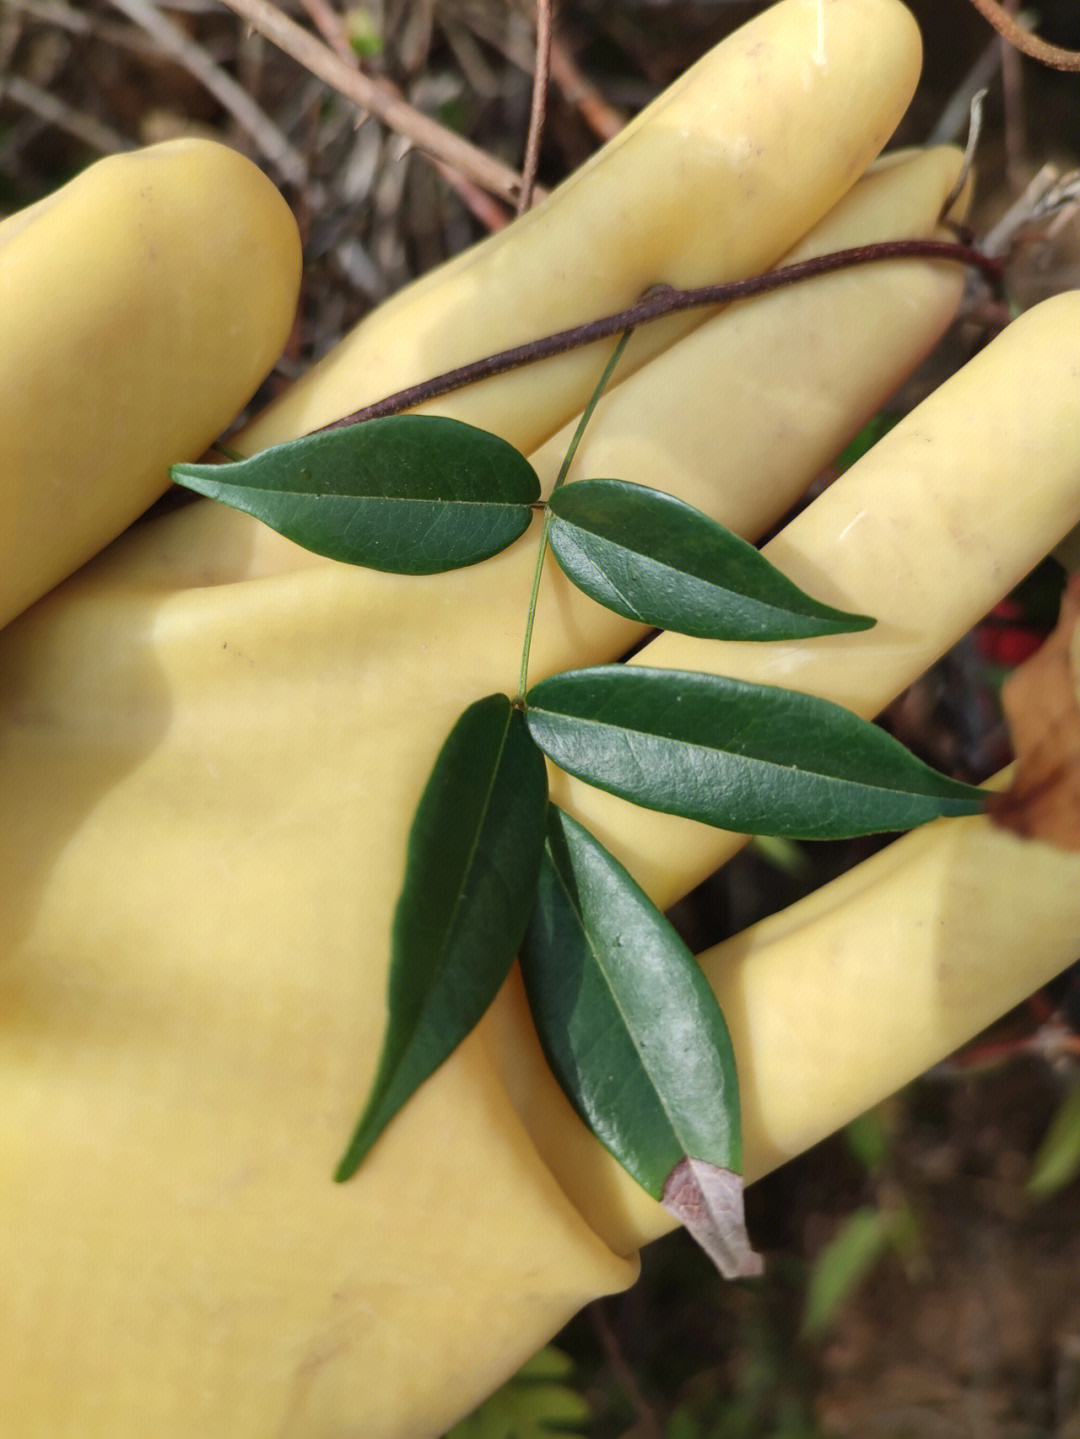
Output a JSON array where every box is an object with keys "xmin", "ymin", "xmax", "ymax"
[{"xmin": 4, "ymin": 2, "xmax": 1080, "ymax": 1433}]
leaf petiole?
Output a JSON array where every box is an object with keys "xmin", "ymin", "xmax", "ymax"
[{"xmin": 210, "ymin": 440, "xmax": 246, "ymax": 463}]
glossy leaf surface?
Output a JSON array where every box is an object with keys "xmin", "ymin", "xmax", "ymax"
[
  {"xmin": 521, "ymin": 807, "xmax": 759, "ymax": 1277},
  {"xmin": 547, "ymin": 479, "xmax": 874, "ymax": 640},
  {"xmin": 336, "ymin": 694, "xmax": 547, "ymax": 1179},
  {"xmin": 525, "ymin": 667, "xmax": 985, "ymax": 839},
  {"xmin": 523, "ymin": 811, "xmax": 759, "ymax": 1283},
  {"xmin": 171, "ymin": 416, "xmax": 540, "ymax": 573},
  {"xmin": 522, "ymin": 806, "xmax": 743, "ymax": 1188}
]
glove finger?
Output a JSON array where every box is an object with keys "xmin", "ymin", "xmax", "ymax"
[
  {"xmin": 0, "ymin": 138, "xmax": 300, "ymax": 630},
  {"xmin": 234, "ymin": 0, "xmax": 922, "ymax": 466}
]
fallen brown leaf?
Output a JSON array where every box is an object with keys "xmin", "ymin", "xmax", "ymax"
[{"xmin": 987, "ymin": 572, "xmax": 1080, "ymax": 849}]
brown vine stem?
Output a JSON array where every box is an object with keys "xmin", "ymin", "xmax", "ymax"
[
  {"xmin": 313, "ymin": 239, "xmax": 1003, "ymax": 435},
  {"xmin": 218, "ymin": 0, "xmax": 526, "ymax": 204},
  {"xmin": 518, "ymin": 0, "xmax": 553, "ymax": 215},
  {"xmin": 966, "ymin": 0, "xmax": 1080, "ymax": 70}
]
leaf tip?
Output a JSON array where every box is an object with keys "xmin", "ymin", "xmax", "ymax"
[
  {"xmin": 333, "ymin": 1115, "xmax": 379, "ymax": 1183},
  {"xmin": 661, "ymin": 1156, "xmax": 763, "ymax": 1280},
  {"xmin": 333, "ymin": 1147, "xmax": 364, "ymax": 1184},
  {"xmin": 843, "ymin": 611, "xmax": 877, "ymax": 634}
]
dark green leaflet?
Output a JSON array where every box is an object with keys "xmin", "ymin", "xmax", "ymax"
[
  {"xmin": 547, "ymin": 478, "xmax": 874, "ymax": 640},
  {"xmin": 520, "ymin": 807, "xmax": 760, "ymax": 1278},
  {"xmin": 525, "ymin": 666, "xmax": 985, "ymax": 839},
  {"xmin": 336, "ymin": 695, "xmax": 548, "ymax": 1179},
  {"xmin": 172, "ymin": 415, "xmax": 540, "ymax": 574}
]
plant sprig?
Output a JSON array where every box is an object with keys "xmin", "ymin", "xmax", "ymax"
[{"xmin": 172, "ymin": 243, "xmax": 991, "ymax": 1278}]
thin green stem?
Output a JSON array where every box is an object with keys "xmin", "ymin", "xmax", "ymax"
[
  {"xmin": 552, "ymin": 328, "xmax": 634, "ymax": 500},
  {"xmin": 517, "ymin": 516, "xmax": 552, "ymax": 703},
  {"xmin": 516, "ymin": 328, "xmax": 634, "ymax": 701},
  {"xmin": 211, "ymin": 440, "xmax": 246, "ymax": 462}
]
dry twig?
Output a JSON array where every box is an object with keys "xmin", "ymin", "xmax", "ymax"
[
  {"xmin": 2, "ymin": 0, "xmax": 158, "ymax": 53},
  {"xmin": 217, "ymin": 0, "xmax": 527, "ymax": 204},
  {"xmin": 940, "ymin": 88, "xmax": 987, "ymax": 220},
  {"xmin": 980, "ymin": 164, "xmax": 1080, "ymax": 257},
  {"xmin": 296, "ymin": 0, "xmax": 351, "ymax": 62},
  {"xmin": 548, "ymin": 34, "xmax": 626, "ymax": 142},
  {"xmin": 106, "ymin": 0, "xmax": 308, "ymax": 182},
  {"xmin": 447, "ymin": 0, "xmax": 626, "ymax": 142},
  {"xmin": 0, "ymin": 72, "xmax": 134, "ymax": 154},
  {"xmin": 518, "ymin": 0, "xmax": 552, "ymax": 214},
  {"xmin": 966, "ymin": 0, "xmax": 1080, "ymax": 71},
  {"xmin": 295, "ymin": 0, "xmax": 510, "ymax": 231}
]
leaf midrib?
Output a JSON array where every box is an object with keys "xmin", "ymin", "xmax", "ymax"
[
  {"xmin": 533, "ymin": 706, "xmax": 917, "ymax": 799},
  {"xmin": 560, "ymin": 524, "xmax": 815, "ymax": 625},
  {"xmin": 434, "ymin": 706, "xmax": 515, "ymax": 976},
  {"xmin": 547, "ymin": 847, "xmax": 690, "ymax": 1161},
  {"xmin": 205, "ymin": 481, "xmax": 531, "ymax": 509}
]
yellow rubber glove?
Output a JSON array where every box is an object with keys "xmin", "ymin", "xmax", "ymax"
[
  {"xmin": 0, "ymin": 137, "xmax": 301, "ymax": 629},
  {"xmin": 4, "ymin": 0, "xmax": 1080, "ymax": 1434}
]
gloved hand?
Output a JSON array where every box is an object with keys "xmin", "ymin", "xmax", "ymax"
[{"xmin": 4, "ymin": 0, "xmax": 1080, "ymax": 1433}]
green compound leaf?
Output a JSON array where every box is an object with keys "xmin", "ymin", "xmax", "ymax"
[
  {"xmin": 336, "ymin": 694, "xmax": 547, "ymax": 1180},
  {"xmin": 546, "ymin": 479, "xmax": 874, "ymax": 640},
  {"xmin": 171, "ymin": 416, "xmax": 540, "ymax": 574},
  {"xmin": 520, "ymin": 806, "xmax": 761, "ymax": 1278},
  {"xmin": 525, "ymin": 667, "xmax": 986, "ymax": 840}
]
